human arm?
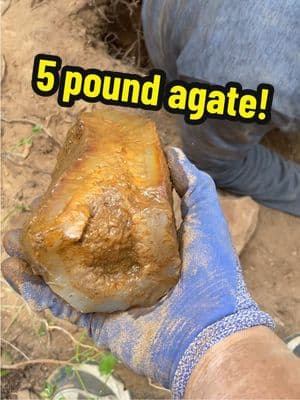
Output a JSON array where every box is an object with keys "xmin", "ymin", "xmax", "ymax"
[
  {"xmin": 2, "ymin": 147, "xmax": 290, "ymax": 399},
  {"xmin": 185, "ymin": 326, "xmax": 300, "ymax": 399}
]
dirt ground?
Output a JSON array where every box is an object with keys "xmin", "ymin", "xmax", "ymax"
[{"xmin": 1, "ymin": 0, "xmax": 299, "ymax": 399}]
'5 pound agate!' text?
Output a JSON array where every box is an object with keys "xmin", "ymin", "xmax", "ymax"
[{"xmin": 32, "ymin": 54, "xmax": 274, "ymax": 125}]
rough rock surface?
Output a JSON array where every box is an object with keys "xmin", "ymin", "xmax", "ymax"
[
  {"xmin": 21, "ymin": 111, "xmax": 181, "ymax": 313},
  {"xmin": 219, "ymin": 195, "xmax": 259, "ymax": 254},
  {"xmin": 173, "ymin": 191, "xmax": 259, "ymax": 255}
]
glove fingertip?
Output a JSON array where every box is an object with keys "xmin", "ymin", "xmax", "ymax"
[
  {"xmin": 165, "ymin": 146, "xmax": 187, "ymax": 172},
  {"xmin": 165, "ymin": 146, "xmax": 216, "ymax": 189},
  {"xmin": 165, "ymin": 145, "xmax": 184, "ymax": 158},
  {"xmin": 165, "ymin": 147, "xmax": 191, "ymax": 196},
  {"xmin": 1, "ymin": 256, "xmax": 32, "ymax": 295},
  {"xmin": 3, "ymin": 229, "xmax": 25, "ymax": 258}
]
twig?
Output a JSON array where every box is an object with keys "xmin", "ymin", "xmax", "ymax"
[
  {"xmin": 95, "ymin": 5, "xmax": 111, "ymax": 23},
  {"xmin": 1, "ymin": 305, "xmax": 25, "ymax": 310},
  {"xmin": 4, "ymin": 304, "xmax": 26, "ymax": 334},
  {"xmin": 74, "ymin": 369, "xmax": 88, "ymax": 392},
  {"xmin": 1, "ymin": 338, "xmax": 30, "ymax": 360},
  {"xmin": 31, "ymin": 0, "xmax": 46, "ymax": 11},
  {"xmin": 44, "ymin": 322, "xmax": 97, "ymax": 351},
  {"xmin": 1, "ymin": 0, "xmax": 11, "ymax": 16},
  {"xmin": 122, "ymin": 39, "xmax": 137, "ymax": 60},
  {"xmin": 147, "ymin": 378, "xmax": 171, "ymax": 392},
  {"xmin": 104, "ymin": 32, "xmax": 119, "ymax": 46},
  {"xmin": 1, "ymin": 55, "xmax": 6, "ymax": 83},
  {"xmin": 136, "ymin": 27, "xmax": 141, "ymax": 68},
  {"xmin": 1, "ymin": 117, "xmax": 62, "ymax": 147},
  {"xmin": 1, "ymin": 359, "xmax": 77, "ymax": 370}
]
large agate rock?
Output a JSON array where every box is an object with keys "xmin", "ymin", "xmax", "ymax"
[{"xmin": 21, "ymin": 111, "xmax": 181, "ymax": 313}]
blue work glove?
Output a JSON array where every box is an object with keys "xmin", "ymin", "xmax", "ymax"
[{"xmin": 2, "ymin": 147, "xmax": 274, "ymax": 398}]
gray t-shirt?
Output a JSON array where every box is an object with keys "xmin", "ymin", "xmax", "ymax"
[{"xmin": 142, "ymin": 0, "xmax": 300, "ymax": 120}]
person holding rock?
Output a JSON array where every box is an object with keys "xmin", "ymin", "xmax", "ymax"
[{"xmin": 3, "ymin": 148, "xmax": 300, "ymax": 399}]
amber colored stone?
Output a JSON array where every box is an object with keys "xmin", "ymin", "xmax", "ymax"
[{"xmin": 21, "ymin": 111, "xmax": 181, "ymax": 312}]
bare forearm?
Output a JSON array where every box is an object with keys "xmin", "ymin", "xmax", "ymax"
[{"xmin": 185, "ymin": 326, "xmax": 300, "ymax": 399}]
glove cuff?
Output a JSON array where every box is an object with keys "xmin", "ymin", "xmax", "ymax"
[{"xmin": 171, "ymin": 309, "xmax": 275, "ymax": 399}]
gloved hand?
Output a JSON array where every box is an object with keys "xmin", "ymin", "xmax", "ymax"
[{"xmin": 2, "ymin": 147, "xmax": 274, "ymax": 398}]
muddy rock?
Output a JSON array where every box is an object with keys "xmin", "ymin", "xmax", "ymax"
[
  {"xmin": 21, "ymin": 111, "xmax": 181, "ymax": 313},
  {"xmin": 173, "ymin": 191, "xmax": 259, "ymax": 255},
  {"xmin": 219, "ymin": 194, "xmax": 259, "ymax": 255}
]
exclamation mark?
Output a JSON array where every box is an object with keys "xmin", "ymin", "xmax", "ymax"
[{"xmin": 258, "ymin": 88, "xmax": 271, "ymax": 121}]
